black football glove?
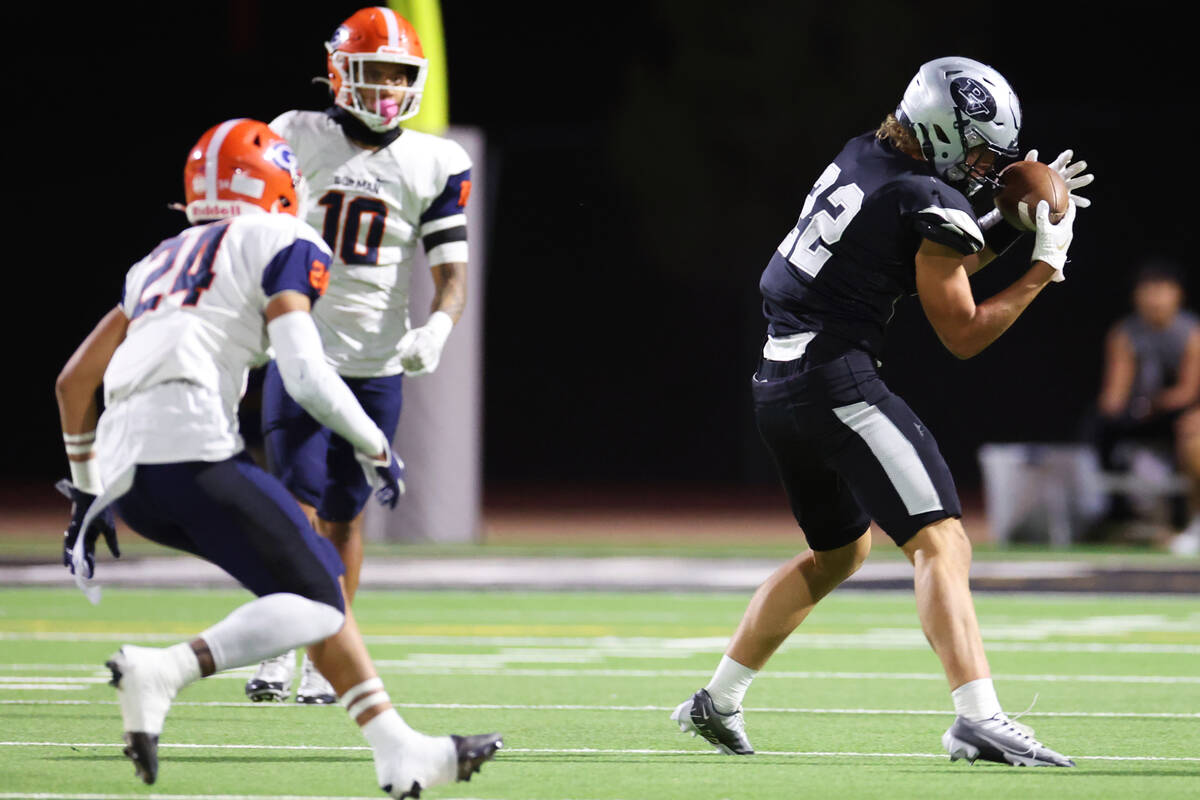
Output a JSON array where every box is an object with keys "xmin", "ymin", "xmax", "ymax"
[
  {"xmin": 55, "ymin": 478, "xmax": 120, "ymax": 577},
  {"xmin": 354, "ymin": 448, "xmax": 407, "ymax": 510}
]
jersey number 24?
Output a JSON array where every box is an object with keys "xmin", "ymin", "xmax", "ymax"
[
  {"xmin": 777, "ymin": 163, "xmax": 863, "ymax": 278},
  {"xmin": 130, "ymin": 222, "xmax": 230, "ymax": 321}
]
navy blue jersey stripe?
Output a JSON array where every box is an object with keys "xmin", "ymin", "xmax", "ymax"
[
  {"xmin": 261, "ymin": 239, "xmax": 330, "ymax": 304},
  {"xmin": 419, "ymin": 169, "xmax": 472, "ymax": 225}
]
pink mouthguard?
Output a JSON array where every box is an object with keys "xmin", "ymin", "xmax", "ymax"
[{"xmin": 379, "ymin": 98, "xmax": 400, "ymax": 122}]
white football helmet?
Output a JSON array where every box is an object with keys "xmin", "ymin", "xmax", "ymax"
[{"xmin": 897, "ymin": 56, "xmax": 1021, "ymax": 194}]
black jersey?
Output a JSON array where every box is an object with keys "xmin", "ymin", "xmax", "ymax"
[{"xmin": 759, "ymin": 132, "xmax": 984, "ymax": 361}]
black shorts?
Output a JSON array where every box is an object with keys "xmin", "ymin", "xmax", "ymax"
[{"xmin": 752, "ymin": 350, "xmax": 961, "ymax": 550}]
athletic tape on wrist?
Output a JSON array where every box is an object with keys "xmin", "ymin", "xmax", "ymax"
[
  {"xmin": 426, "ymin": 310, "xmax": 454, "ymax": 343},
  {"xmin": 68, "ymin": 458, "xmax": 103, "ymax": 496},
  {"xmin": 63, "ymin": 431, "xmax": 97, "ymax": 457},
  {"xmin": 63, "ymin": 431, "xmax": 96, "ymax": 444}
]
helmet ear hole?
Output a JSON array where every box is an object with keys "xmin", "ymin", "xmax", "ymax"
[{"xmin": 932, "ymin": 124, "xmax": 952, "ymax": 145}]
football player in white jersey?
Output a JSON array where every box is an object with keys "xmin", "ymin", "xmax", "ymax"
[
  {"xmin": 54, "ymin": 118, "xmax": 500, "ymax": 797},
  {"xmin": 247, "ymin": 6, "xmax": 473, "ymax": 704}
]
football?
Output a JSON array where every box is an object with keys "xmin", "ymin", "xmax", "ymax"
[{"xmin": 993, "ymin": 160, "xmax": 1069, "ymax": 231}]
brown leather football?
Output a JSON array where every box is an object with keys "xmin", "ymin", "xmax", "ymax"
[{"xmin": 994, "ymin": 160, "xmax": 1069, "ymax": 231}]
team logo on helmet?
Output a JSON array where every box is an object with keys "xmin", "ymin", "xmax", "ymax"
[
  {"xmin": 949, "ymin": 77, "xmax": 996, "ymax": 121},
  {"xmin": 263, "ymin": 141, "xmax": 300, "ymax": 185},
  {"xmin": 329, "ymin": 25, "xmax": 351, "ymax": 50}
]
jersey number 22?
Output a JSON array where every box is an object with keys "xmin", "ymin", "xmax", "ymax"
[{"xmin": 777, "ymin": 163, "xmax": 863, "ymax": 278}]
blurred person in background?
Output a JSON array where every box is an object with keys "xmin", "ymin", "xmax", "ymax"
[{"xmin": 1091, "ymin": 260, "xmax": 1200, "ymax": 554}]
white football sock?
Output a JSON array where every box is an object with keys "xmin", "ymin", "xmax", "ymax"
[
  {"xmin": 952, "ymin": 677, "xmax": 1003, "ymax": 721},
  {"xmin": 704, "ymin": 655, "xmax": 758, "ymax": 713},
  {"xmin": 160, "ymin": 642, "xmax": 202, "ymax": 692},
  {"xmin": 360, "ymin": 705, "xmax": 418, "ymax": 745},
  {"xmin": 362, "ymin": 706, "xmax": 456, "ymax": 789},
  {"xmin": 199, "ymin": 593, "xmax": 345, "ymax": 672}
]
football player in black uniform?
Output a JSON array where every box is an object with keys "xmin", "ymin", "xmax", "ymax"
[{"xmin": 671, "ymin": 57, "xmax": 1093, "ymax": 767}]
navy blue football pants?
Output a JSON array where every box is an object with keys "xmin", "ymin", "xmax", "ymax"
[
  {"xmin": 114, "ymin": 452, "xmax": 345, "ymax": 612},
  {"xmin": 752, "ymin": 350, "xmax": 961, "ymax": 550},
  {"xmin": 261, "ymin": 361, "xmax": 404, "ymax": 523}
]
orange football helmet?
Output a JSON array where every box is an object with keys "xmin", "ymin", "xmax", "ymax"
[
  {"xmin": 326, "ymin": 7, "xmax": 428, "ymax": 132},
  {"xmin": 183, "ymin": 119, "xmax": 301, "ymax": 224}
]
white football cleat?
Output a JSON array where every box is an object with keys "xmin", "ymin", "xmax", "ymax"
[
  {"xmin": 296, "ymin": 653, "xmax": 337, "ymax": 704},
  {"xmin": 1169, "ymin": 523, "xmax": 1200, "ymax": 556},
  {"xmin": 245, "ymin": 650, "xmax": 295, "ymax": 702},
  {"xmin": 374, "ymin": 732, "xmax": 503, "ymax": 799},
  {"xmin": 105, "ymin": 645, "xmax": 182, "ymax": 784}
]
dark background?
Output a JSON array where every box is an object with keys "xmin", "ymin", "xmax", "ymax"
[{"xmin": 11, "ymin": 2, "xmax": 1194, "ymax": 499}]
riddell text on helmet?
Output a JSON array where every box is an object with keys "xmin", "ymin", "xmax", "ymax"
[{"xmin": 189, "ymin": 203, "xmax": 244, "ymax": 218}]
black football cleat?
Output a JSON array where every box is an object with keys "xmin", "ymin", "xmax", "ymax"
[
  {"xmin": 452, "ymin": 732, "xmax": 504, "ymax": 781},
  {"xmin": 121, "ymin": 731, "xmax": 160, "ymax": 784},
  {"xmin": 671, "ymin": 688, "xmax": 754, "ymax": 755},
  {"xmin": 943, "ymin": 714, "xmax": 1075, "ymax": 767}
]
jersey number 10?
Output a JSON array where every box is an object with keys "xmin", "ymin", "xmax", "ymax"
[
  {"xmin": 318, "ymin": 191, "xmax": 388, "ymax": 265},
  {"xmin": 777, "ymin": 163, "xmax": 864, "ymax": 278}
]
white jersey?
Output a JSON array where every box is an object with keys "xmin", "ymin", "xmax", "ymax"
[
  {"xmin": 270, "ymin": 109, "xmax": 472, "ymax": 377},
  {"xmin": 97, "ymin": 213, "xmax": 332, "ymax": 487}
]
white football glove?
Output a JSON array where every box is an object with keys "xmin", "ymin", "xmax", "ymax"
[
  {"xmin": 1024, "ymin": 149, "xmax": 1094, "ymax": 208},
  {"xmin": 1031, "ymin": 199, "xmax": 1076, "ymax": 281},
  {"xmin": 397, "ymin": 311, "xmax": 454, "ymax": 377}
]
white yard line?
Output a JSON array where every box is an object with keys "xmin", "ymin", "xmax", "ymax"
[
  {"xmin": 1, "ymin": 667, "xmax": 1196, "ymax": 685},
  {"xmin": 0, "ymin": 794, "xmax": 413, "ymax": 800},
  {"xmin": 3, "ymin": 630, "xmax": 1198, "ymax": 655},
  {"xmin": 1, "ymin": 741, "xmax": 1196, "ymax": 762},
  {"xmin": 0, "ymin": 698, "xmax": 1195, "ymax": 718}
]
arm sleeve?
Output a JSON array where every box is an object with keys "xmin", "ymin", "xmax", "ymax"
[{"xmin": 266, "ymin": 311, "xmax": 387, "ymax": 457}]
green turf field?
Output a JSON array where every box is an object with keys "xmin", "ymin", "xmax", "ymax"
[{"xmin": 0, "ymin": 587, "xmax": 1197, "ymax": 799}]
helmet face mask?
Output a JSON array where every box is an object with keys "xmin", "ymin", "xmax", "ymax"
[
  {"xmin": 332, "ymin": 52, "xmax": 427, "ymax": 131},
  {"xmin": 898, "ymin": 57, "xmax": 1021, "ymax": 196},
  {"xmin": 326, "ymin": 8, "xmax": 429, "ymax": 133}
]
